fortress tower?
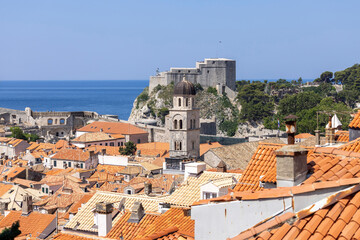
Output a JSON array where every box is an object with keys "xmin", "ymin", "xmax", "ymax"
[
  {"xmin": 165, "ymin": 76, "xmax": 200, "ymax": 171},
  {"xmin": 150, "ymin": 58, "xmax": 236, "ymax": 98}
]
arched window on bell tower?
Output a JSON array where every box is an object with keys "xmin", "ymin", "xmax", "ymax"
[
  {"xmin": 179, "ymin": 120, "xmax": 183, "ymax": 129},
  {"xmin": 174, "ymin": 120, "xmax": 178, "ymax": 129},
  {"xmin": 178, "ymin": 98, "xmax": 181, "ymax": 107}
]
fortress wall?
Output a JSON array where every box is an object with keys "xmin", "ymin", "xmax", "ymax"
[{"xmin": 149, "ymin": 58, "xmax": 236, "ymax": 92}]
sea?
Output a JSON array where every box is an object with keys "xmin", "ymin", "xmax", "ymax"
[{"xmin": 0, "ymin": 80, "xmax": 149, "ymax": 121}]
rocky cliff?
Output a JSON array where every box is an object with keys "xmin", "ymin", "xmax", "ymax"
[{"xmin": 128, "ymin": 83, "xmax": 241, "ymax": 136}]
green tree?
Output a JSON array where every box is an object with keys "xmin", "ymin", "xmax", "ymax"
[
  {"xmin": 10, "ymin": 127, "xmax": 27, "ymax": 140},
  {"xmin": 119, "ymin": 141, "xmax": 137, "ymax": 155},
  {"xmin": 207, "ymin": 87, "xmax": 218, "ymax": 96},
  {"xmin": 278, "ymin": 91, "xmax": 321, "ymax": 116},
  {"xmin": 158, "ymin": 107, "xmax": 169, "ymax": 124},
  {"xmin": 237, "ymin": 82, "xmax": 274, "ymax": 121},
  {"xmin": 0, "ymin": 221, "xmax": 21, "ymax": 240},
  {"xmin": 10, "ymin": 127, "xmax": 39, "ymax": 142},
  {"xmin": 320, "ymin": 71, "xmax": 333, "ymax": 83}
]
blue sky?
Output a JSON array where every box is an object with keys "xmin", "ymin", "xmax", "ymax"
[{"xmin": 0, "ymin": 0, "xmax": 359, "ymax": 80}]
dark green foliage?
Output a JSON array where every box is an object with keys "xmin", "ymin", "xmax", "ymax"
[
  {"xmin": 219, "ymin": 120, "xmax": 238, "ymax": 137},
  {"xmin": 206, "ymin": 87, "xmax": 218, "ymax": 96},
  {"xmin": 158, "ymin": 107, "xmax": 169, "ymax": 124},
  {"xmin": 193, "ymin": 83, "xmax": 204, "ymax": 93},
  {"xmin": 136, "ymin": 87, "xmax": 149, "ymax": 108},
  {"xmin": 10, "ymin": 127, "xmax": 39, "ymax": 142},
  {"xmin": 278, "ymin": 92, "xmax": 321, "ymax": 116},
  {"xmin": 237, "ymin": 82, "xmax": 274, "ymax": 121},
  {"xmin": 334, "ymin": 64, "xmax": 360, "ymax": 87},
  {"xmin": 152, "ymin": 84, "xmax": 164, "ymax": 93},
  {"xmin": 0, "ymin": 221, "xmax": 21, "ymax": 240},
  {"xmin": 119, "ymin": 141, "xmax": 137, "ymax": 156}
]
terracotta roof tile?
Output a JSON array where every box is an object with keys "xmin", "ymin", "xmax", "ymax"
[
  {"xmin": 52, "ymin": 148, "xmax": 91, "ymax": 162},
  {"xmin": 335, "ymin": 131, "xmax": 349, "ymax": 143},
  {"xmin": 233, "ymin": 143, "xmax": 284, "ymax": 192},
  {"xmin": 106, "ymin": 211, "xmax": 159, "ymax": 239},
  {"xmin": 136, "ymin": 208, "xmax": 194, "ymax": 239},
  {"xmin": 349, "ymin": 110, "xmax": 360, "ymax": 129},
  {"xmin": 232, "ymin": 190, "xmax": 360, "ymax": 240},
  {"xmin": 295, "ymin": 133, "xmax": 315, "ymax": 139},
  {"xmin": 72, "ymin": 131, "xmax": 123, "ymax": 143},
  {"xmin": 77, "ymin": 121, "xmax": 148, "ymax": 135},
  {"xmin": 0, "ymin": 211, "xmax": 55, "ymax": 239}
]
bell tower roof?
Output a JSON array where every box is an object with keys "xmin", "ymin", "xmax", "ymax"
[{"xmin": 174, "ymin": 76, "xmax": 196, "ymax": 96}]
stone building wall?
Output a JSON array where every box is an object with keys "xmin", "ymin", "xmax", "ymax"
[{"xmin": 149, "ymin": 58, "xmax": 236, "ymax": 94}]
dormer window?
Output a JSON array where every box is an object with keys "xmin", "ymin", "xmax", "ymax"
[{"xmin": 203, "ymin": 192, "xmax": 217, "ymax": 199}]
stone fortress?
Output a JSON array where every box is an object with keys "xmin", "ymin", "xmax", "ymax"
[
  {"xmin": 0, "ymin": 107, "xmax": 118, "ymax": 142},
  {"xmin": 149, "ymin": 58, "xmax": 237, "ymax": 98}
]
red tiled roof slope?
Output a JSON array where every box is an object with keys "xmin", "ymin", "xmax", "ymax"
[
  {"xmin": 106, "ymin": 212, "xmax": 158, "ymax": 239},
  {"xmin": 349, "ymin": 110, "xmax": 360, "ymax": 129},
  {"xmin": 234, "ymin": 190, "xmax": 360, "ymax": 240},
  {"xmin": 233, "ymin": 143, "xmax": 284, "ymax": 192},
  {"xmin": 136, "ymin": 208, "xmax": 194, "ymax": 239},
  {"xmin": 52, "ymin": 148, "xmax": 90, "ymax": 161},
  {"xmin": 335, "ymin": 130, "xmax": 349, "ymax": 143},
  {"xmin": 0, "ymin": 211, "xmax": 55, "ymax": 238},
  {"xmin": 77, "ymin": 121, "xmax": 148, "ymax": 135}
]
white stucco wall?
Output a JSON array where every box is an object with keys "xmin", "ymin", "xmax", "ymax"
[
  {"xmin": 191, "ymin": 198, "xmax": 293, "ymax": 240},
  {"xmin": 98, "ymin": 155, "xmax": 128, "ymax": 166}
]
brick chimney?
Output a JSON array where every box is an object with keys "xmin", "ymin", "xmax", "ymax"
[
  {"xmin": 96, "ymin": 202, "xmax": 113, "ymax": 237},
  {"xmin": 128, "ymin": 202, "xmax": 145, "ymax": 223},
  {"xmin": 275, "ymin": 145, "xmax": 308, "ymax": 187},
  {"xmin": 22, "ymin": 194, "xmax": 33, "ymax": 216}
]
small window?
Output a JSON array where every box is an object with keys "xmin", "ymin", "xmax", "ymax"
[
  {"xmin": 121, "ymin": 142, "xmax": 124, "ymax": 146},
  {"xmin": 118, "ymin": 142, "xmax": 120, "ymax": 146},
  {"xmin": 110, "ymin": 142, "xmax": 114, "ymax": 146},
  {"xmin": 42, "ymin": 187, "xmax": 45, "ymax": 193},
  {"xmin": 179, "ymin": 142, "xmax": 182, "ymax": 151},
  {"xmin": 100, "ymin": 144, "xmax": 102, "ymax": 146},
  {"xmin": 56, "ymin": 132, "xmax": 59, "ymax": 137},
  {"xmin": 192, "ymin": 141, "xmax": 195, "ymax": 150},
  {"xmin": 61, "ymin": 132, "xmax": 64, "ymax": 135},
  {"xmin": 174, "ymin": 120, "xmax": 178, "ymax": 129},
  {"xmin": 186, "ymin": 98, "xmax": 188, "ymax": 107},
  {"xmin": 179, "ymin": 120, "xmax": 183, "ymax": 129},
  {"xmin": 105, "ymin": 143, "xmax": 108, "ymax": 146},
  {"xmin": 53, "ymin": 161, "xmax": 57, "ymax": 167},
  {"xmin": 137, "ymin": 139, "xmax": 141, "ymax": 144},
  {"xmin": 60, "ymin": 119, "xmax": 65, "ymax": 125},
  {"xmin": 80, "ymin": 163, "xmax": 84, "ymax": 168},
  {"xmin": 48, "ymin": 119, "xmax": 53, "ymax": 125},
  {"xmin": 193, "ymin": 119, "xmax": 196, "ymax": 128},
  {"xmin": 68, "ymin": 162, "xmax": 71, "ymax": 167},
  {"xmin": 188, "ymin": 70, "xmax": 190, "ymax": 73},
  {"xmin": 127, "ymin": 190, "xmax": 132, "ymax": 194},
  {"xmin": 178, "ymin": 98, "xmax": 181, "ymax": 107},
  {"xmin": 46, "ymin": 188, "xmax": 49, "ymax": 194},
  {"xmin": 178, "ymin": 70, "xmax": 181, "ymax": 73}
]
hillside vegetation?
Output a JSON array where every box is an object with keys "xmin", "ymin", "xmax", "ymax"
[{"xmin": 129, "ymin": 64, "xmax": 360, "ymax": 136}]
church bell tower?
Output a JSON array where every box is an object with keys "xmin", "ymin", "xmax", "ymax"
[{"xmin": 166, "ymin": 76, "xmax": 200, "ymax": 170}]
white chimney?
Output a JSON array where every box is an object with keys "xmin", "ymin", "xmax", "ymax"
[
  {"xmin": 96, "ymin": 202, "xmax": 113, "ymax": 237},
  {"xmin": 184, "ymin": 162, "xmax": 206, "ymax": 180}
]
